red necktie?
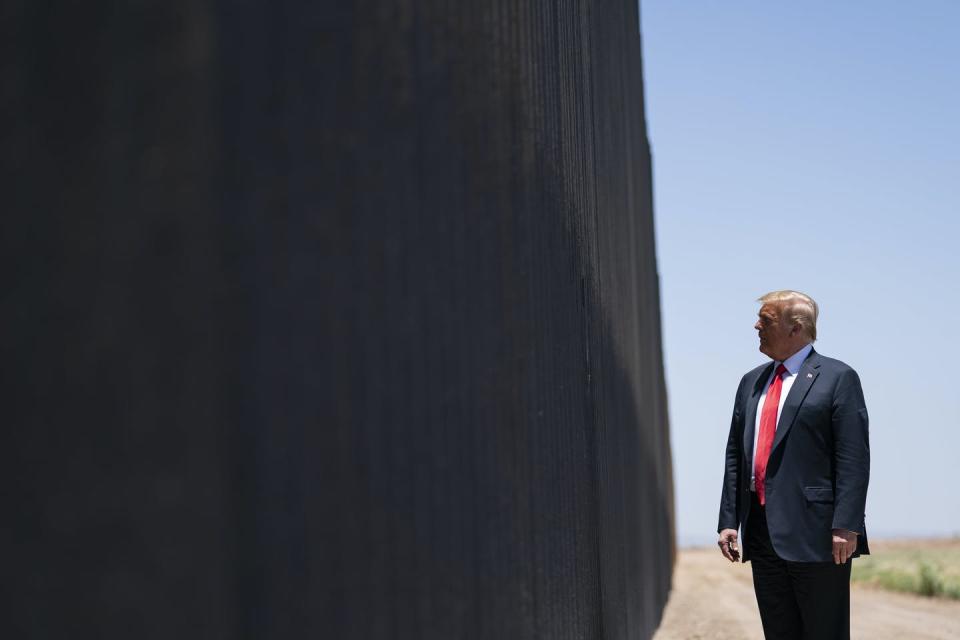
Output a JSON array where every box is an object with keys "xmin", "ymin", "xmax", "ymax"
[{"xmin": 755, "ymin": 363, "xmax": 788, "ymax": 506}]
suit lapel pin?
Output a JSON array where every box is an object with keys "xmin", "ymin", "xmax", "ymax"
[{"xmin": 806, "ymin": 373, "xmax": 813, "ymax": 378}]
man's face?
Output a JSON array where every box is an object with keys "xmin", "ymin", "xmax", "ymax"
[{"xmin": 755, "ymin": 303, "xmax": 796, "ymax": 360}]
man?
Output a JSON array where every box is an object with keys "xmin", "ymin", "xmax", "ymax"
[{"xmin": 717, "ymin": 290, "xmax": 870, "ymax": 640}]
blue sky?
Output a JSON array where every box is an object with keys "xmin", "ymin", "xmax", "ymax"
[{"xmin": 640, "ymin": 1, "xmax": 960, "ymax": 545}]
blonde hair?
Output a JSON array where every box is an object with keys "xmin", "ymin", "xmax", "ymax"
[{"xmin": 758, "ymin": 290, "xmax": 819, "ymax": 341}]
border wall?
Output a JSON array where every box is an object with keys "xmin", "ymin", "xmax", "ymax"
[{"xmin": 5, "ymin": 1, "xmax": 673, "ymax": 638}]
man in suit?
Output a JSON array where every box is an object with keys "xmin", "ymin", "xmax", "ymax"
[{"xmin": 717, "ymin": 290, "xmax": 870, "ymax": 640}]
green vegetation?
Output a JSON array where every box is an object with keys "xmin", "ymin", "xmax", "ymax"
[{"xmin": 852, "ymin": 541, "xmax": 960, "ymax": 600}]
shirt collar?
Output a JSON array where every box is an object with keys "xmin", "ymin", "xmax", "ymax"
[{"xmin": 777, "ymin": 343, "xmax": 813, "ymax": 376}]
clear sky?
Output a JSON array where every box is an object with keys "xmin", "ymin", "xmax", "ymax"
[{"xmin": 640, "ymin": 1, "xmax": 960, "ymax": 545}]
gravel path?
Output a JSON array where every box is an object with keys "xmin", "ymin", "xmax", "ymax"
[{"xmin": 653, "ymin": 547, "xmax": 960, "ymax": 640}]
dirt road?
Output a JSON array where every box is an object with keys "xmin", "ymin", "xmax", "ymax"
[{"xmin": 653, "ymin": 547, "xmax": 960, "ymax": 640}]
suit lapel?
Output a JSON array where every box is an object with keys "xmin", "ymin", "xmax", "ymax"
[
  {"xmin": 743, "ymin": 362, "xmax": 774, "ymax": 465},
  {"xmin": 771, "ymin": 349, "xmax": 822, "ymax": 453}
]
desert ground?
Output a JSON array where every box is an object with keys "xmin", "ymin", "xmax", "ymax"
[{"xmin": 653, "ymin": 541, "xmax": 960, "ymax": 640}]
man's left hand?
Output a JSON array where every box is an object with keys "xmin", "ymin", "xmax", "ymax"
[{"xmin": 831, "ymin": 528, "xmax": 858, "ymax": 564}]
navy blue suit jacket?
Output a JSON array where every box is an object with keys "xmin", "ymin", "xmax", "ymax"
[{"xmin": 718, "ymin": 348, "xmax": 871, "ymax": 563}]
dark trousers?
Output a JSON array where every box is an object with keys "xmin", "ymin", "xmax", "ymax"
[{"xmin": 746, "ymin": 493, "xmax": 851, "ymax": 640}]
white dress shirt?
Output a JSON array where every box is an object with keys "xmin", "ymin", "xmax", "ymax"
[{"xmin": 750, "ymin": 342, "xmax": 814, "ymax": 491}]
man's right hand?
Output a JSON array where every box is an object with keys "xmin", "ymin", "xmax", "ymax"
[{"xmin": 718, "ymin": 528, "xmax": 740, "ymax": 562}]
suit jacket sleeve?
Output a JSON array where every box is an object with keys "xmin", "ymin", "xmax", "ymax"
[
  {"xmin": 831, "ymin": 367, "xmax": 870, "ymax": 533},
  {"xmin": 718, "ymin": 375, "xmax": 747, "ymax": 533}
]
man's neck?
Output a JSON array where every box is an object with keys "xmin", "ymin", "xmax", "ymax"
[{"xmin": 775, "ymin": 342, "xmax": 813, "ymax": 368}]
